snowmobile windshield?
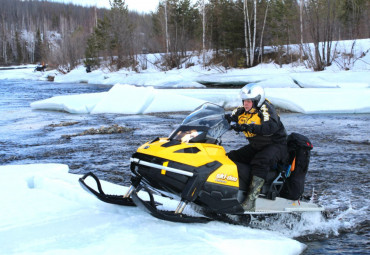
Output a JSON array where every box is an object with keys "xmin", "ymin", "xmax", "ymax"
[{"xmin": 169, "ymin": 103, "xmax": 230, "ymax": 144}]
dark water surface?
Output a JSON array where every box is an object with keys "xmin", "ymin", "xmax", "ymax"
[{"xmin": 0, "ymin": 79, "xmax": 369, "ymax": 254}]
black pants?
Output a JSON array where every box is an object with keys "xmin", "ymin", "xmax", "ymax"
[{"xmin": 228, "ymin": 143, "xmax": 287, "ymax": 181}]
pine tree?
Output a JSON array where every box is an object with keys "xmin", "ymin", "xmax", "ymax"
[
  {"xmin": 15, "ymin": 31, "xmax": 23, "ymax": 64},
  {"xmin": 85, "ymin": 33, "xmax": 100, "ymax": 66},
  {"xmin": 34, "ymin": 29, "xmax": 42, "ymax": 64},
  {"xmin": 338, "ymin": 0, "xmax": 366, "ymax": 39}
]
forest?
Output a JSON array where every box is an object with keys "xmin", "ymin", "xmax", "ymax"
[{"xmin": 0, "ymin": 0, "xmax": 369, "ymax": 71}]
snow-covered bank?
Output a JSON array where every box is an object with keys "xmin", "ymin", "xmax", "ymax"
[
  {"xmin": 0, "ymin": 164, "xmax": 306, "ymax": 255},
  {"xmin": 1, "ymin": 39, "xmax": 369, "ymax": 88},
  {"xmin": 31, "ymin": 84, "xmax": 370, "ymax": 114},
  {"xmin": 1, "ymin": 62, "xmax": 369, "ymax": 89},
  {"xmin": 2, "ymin": 39, "xmax": 370, "ymax": 114},
  {"xmin": 266, "ymin": 88, "xmax": 370, "ymax": 114}
]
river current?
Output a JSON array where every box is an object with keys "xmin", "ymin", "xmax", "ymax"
[{"xmin": 0, "ymin": 79, "xmax": 369, "ymax": 254}]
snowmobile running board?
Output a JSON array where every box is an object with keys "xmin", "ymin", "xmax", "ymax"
[
  {"xmin": 79, "ymin": 172, "xmax": 136, "ymax": 206},
  {"xmin": 242, "ymin": 197, "xmax": 325, "ymax": 215}
]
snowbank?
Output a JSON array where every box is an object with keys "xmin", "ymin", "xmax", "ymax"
[
  {"xmin": 1, "ymin": 39, "xmax": 369, "ymax": 89},
  {"xmin": 30, "ymin": 84, "xmax": 370, "ymax": 114},
  {"xmin": 90, "ymin": 84, "xmax": 206, "ymax": 114},
  {"xmin": 266, "ymin": 88, "xmax": 370, "ymax": 114},
  {"xmin": 0, "ymin": 164, "xmax": 306, "ymax": 255},
  {"xmin": 30, "ymin": 92, "xmax": 107, "ymax": 114}
]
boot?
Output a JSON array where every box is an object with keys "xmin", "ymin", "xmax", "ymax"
[{"xmin": 241, "ymin": 176, "xmax": 265, "ymax": 211}]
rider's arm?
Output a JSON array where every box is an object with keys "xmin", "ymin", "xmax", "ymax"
[
  {"xmin": 250, "ymin": 103, "xmax": 280, "ymax": 135},
  {"xmin": 229, "ymin": 106, "xmax": 244, "ymax": 122}
]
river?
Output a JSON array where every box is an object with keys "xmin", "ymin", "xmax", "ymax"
[{"xmin": 0, "ymin": 79, "xmax": 368, "ymax": 254}]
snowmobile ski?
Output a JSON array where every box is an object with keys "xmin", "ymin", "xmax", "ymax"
[
  {"xmin": 130, "ymin": 185, "xmax": 213, "ymax": 223},
  {"xmin": 79, "ymin": 172, "xmax": 136, "ymax": 206}
]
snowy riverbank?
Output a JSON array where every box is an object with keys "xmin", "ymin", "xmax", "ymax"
[{"xmin": 1, "ymin": 39, "xmax": 369, "ymax": 114}]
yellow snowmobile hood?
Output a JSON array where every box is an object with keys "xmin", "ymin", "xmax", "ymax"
[{"xmin": 136, "ymin": 138, "xmax": 240, "ymax": 188}]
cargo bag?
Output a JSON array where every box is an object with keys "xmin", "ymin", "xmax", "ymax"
[{"xmin": 280, "ymin": 132, "xmax": 313, "ymax": 200}]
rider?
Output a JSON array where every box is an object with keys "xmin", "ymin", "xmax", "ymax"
[{"xmin": 225, "ymin": 84, "xmax": 287, "ymax": 211}]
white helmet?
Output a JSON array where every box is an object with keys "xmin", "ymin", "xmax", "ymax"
[{"xmin": 239, "ymin": 84, "xmax": 265, "ymax": 107}]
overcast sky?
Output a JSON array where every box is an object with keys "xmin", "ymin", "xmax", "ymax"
[{"xmin": 49, "ymin": 0, "xmax": 160, "ymax": 13}]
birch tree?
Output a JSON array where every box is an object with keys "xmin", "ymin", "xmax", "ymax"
[
  {"xmin": 201, "ymin": 0, "xmax": 207, "ymax": 66},
  {"xmin": 164, "ymin": 0, "xmax": 170, "ymax": 54},
  {"xmin": 243, "ymin": 0, "xmax": 257, "ymax": 67},
  {"xmin": 299, "ymin": 0, "xmax": 304, "ymax": 62},
  {"xmin": 258, "ymin": 0, "xmax": 270, "ymax": 63}
]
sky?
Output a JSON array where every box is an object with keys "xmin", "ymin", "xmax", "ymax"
[{"xmin": 50, "ymin": 0, "xmax": 161, "ymax": 13}]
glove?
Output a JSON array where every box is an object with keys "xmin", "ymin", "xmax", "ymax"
[
  {"xmin": 230, "ymin": 123, "xmax": 241, "ymax": 132},
  {"xmin": 224, "ymin": 113, "xmax": 232, "ymax": 123},
  {"xmin": 239, "ymin": 124, "xmax": 254, "ymax": 132},
  {"xmin": 231, "ymin": 124, "xmax": 254, "ymax": 132}
]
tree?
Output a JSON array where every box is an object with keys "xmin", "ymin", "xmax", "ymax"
[
  {"xmin": 338, "ymin": 0, "xmax": 367, "ymax": 39},
  {"xmin": 0, "ymin": 0, "xmax": 108, "ymax": 66},
  {"xmin": 267, "ymin": 0, "xmax": 299, "ymax": 67},
  {"xmin": 83, "ymin": 1, "xmax": 136, "ymax": 69},
  {"xmin": 304, "ymin": 0, "xmax": 338, "ymax": 70},
  {"xmin": 258, "ymin": 0, "xmax": 270, "ymax": 64},
  {"xmin": 164, "ymin": 0, "xmax": 170, "ymax": 54},
  {"xmin": 34, "ymin": 29, "xmax": 42, "ymax": 63},
  {"xmin": 243, "ymin": 0, "xmax": 271, "ymax": 67},
  {"xmin": 243, "ymin": 0, "xmax": 257, "ymax": 67},
  {"xmin": 152, "ymin": 0, "xmax": 201, "ymax": 69},
  {"xmin": 0, "ymin": 15, "xmax": 8, "ymax": 64},
  {"xmin": 200, "ymin": 0, "xmax": 207, "ymax": 66},
  {"xmin": 15, "ymin": 31, "xmax": 23, "ymax": 64},
  {"xmin": 299, "ymin": 0, "xmax": 304, "ymax": 62},
  {"xmin": 85, "ymin": 32, "xmax": 99, "ymax": 66},
  {"xmin": 109, "ymin": 0, "xmax": 135, "ymax": 69},
  {"xmin": 208, "ymin": 1, "xmax": 243, "ymax": 59}
]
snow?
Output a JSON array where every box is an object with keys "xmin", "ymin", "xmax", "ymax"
[
  {"xmin": 29, "ymin": 84, "xmax": 370, "ymax": 114},
  {"xmin": 0, "ymin": 164, "xmax": 306, "ymax": 255},
  {"xmin": 89, "ymin": 85, "xmax": 206, "ymax": 114},
  {"xmin": 30, "ymin": 92, "xmax": 107, "ymax": 114},
  {"xmin": 1, "ymin": 39, "xmax": 368, "ymax": 114}
]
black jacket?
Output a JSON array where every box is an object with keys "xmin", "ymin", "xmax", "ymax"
[{"xmin": 230, "ymin": 100, "xmax": 287, "ymax": 148}]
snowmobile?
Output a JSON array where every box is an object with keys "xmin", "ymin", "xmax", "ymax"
[{"xmin": 79, "ymin": 103, "xmax": 324, "ymax": 224}]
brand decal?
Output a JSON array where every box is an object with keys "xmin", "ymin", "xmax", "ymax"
[
  {"xmin": 215, "ymin": 173, "xmax": 238, "ymax": 182},
  {"xmin": 261, "ymin": 105, "xmax": 270, "ymax": 121}
]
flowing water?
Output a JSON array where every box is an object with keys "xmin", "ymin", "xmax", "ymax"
[{"xmin": 0, "ymin": 79, "xmax": 369, "ymax": 254}]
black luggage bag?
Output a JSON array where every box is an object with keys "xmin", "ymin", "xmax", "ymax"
[{"xmin": 280, "ymin": 132, "xmax": 313, "ymax": 200}]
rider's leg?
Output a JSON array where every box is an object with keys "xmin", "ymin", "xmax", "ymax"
[
  {"xmin": 242, "ymin": 144, "xmax": 287, "ymax": 211},
  {"xmin": 227, "ymin": 144, "xmax": 255, "ymax": 164}
]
